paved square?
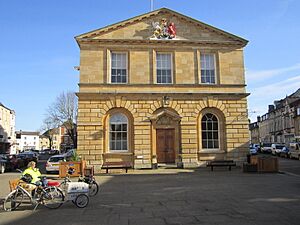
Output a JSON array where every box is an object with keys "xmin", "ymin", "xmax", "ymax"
[{"xmin": 1, "ymin": 168, "xmax": 300, "ymax": 225}]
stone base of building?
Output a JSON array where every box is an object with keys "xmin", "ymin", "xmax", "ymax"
[{"xmin": 134, "ymin": 163, "xmax": 152, "ymax": 169}]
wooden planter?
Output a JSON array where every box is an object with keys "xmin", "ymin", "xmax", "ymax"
[
  {"xmin": 59, "ymin": 160, "xmax": 86, "ymax": 178},
  {"xmin": 257, "ymin": 157, "xmax": 278, "ymax": 173}
]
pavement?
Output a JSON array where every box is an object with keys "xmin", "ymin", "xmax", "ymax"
[{"xmin": 0, "ymin": 163, "xmax": 300, "ymax": 225}]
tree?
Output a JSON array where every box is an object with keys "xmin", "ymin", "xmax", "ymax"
[
  {"xmin": 47, "ymin": 92, "xmax": 78, "ymax": 149},
  {"xmin": 40, "ymin": 117, "xmax": 58, "ymax": 150}
]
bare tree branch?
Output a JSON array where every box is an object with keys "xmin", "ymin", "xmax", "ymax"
[{"xmin": 46, "ymin": 91, "xmax": 78, "ymax": 149}]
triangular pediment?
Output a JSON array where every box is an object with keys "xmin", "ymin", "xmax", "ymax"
[{"xmin": 76, "ymin": 8, "xmax": 247, "ymax": 46}]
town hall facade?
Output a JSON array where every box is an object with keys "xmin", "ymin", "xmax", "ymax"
[{"xmin": 75, "ymin": 8, "xmax": 249, "ymax": 171}]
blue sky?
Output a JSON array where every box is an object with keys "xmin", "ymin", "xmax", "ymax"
[{"xmin": 0, "ymin": 0, "xmax": 299, "ymax": 131}]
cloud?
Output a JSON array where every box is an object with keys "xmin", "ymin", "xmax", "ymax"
[
  {"xmin": 248, "ymin": 75, "xmax": 300, "ymax": 122},
  {"xmin": 246, "ymin": 63, "xmax": 300, "ymax": 82},
  {"xmin": 250, "ymin": 75, "xmax": 300, "ymax": 98}
]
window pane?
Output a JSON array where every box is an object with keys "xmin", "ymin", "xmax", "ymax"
[
  {"xmin": 110, "ymin": 124, "xmax": 115, "ymax": 131},
  {"xmin": 213, "ymin": 131, "xmax": 218, "ymax": 139},
  {"xmin": 157, "ymin": 53, "xmax": 172, "ymax": 84},
  {"xmin": 111, "ymin": 52, "xmax": 127, "ymax": 83},
  {"xmin": 110, "ymin": 141, "xmax": 115, "ymax": 150},
  {"xmin": 214, "ymin": 141, "xmax": 219, "ymax": 148},
  {"xmin": 116, "ymin": 141, "xmax": 121, "ymax": 150},
  {"xmin": 109, "ymin": 113, "xmax": 129, "ymax": 151},
  {"xmin": 207, "ymin": 123, "xmax": 212, "ymax": 130},
  {"xmin": 213, "ymin": 122, "xmax": 218, "ymax": 130},
  {"xmin": 201, "ymin": 113, "xmax": 219, "ymax": 149},
  {"xmin": 200, "ymin": 53, "xmax": 215, "ymax": 84},
  {"xmin": 207, "ymin": 140, "xmax": 213, "ymax": 148},
  {"xmin": 122, "ymin": 141, "xmax": 127, "ymax": 150}
]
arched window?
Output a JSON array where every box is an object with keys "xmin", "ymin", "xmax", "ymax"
[
  {"xmin": 201, "ymin": 113, "xmax": 219, "ymax": 149},
  {"xmin": 109, "ymin": 113, "xmax": 128, "ymax": 151}
]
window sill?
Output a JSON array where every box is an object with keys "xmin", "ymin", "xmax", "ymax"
[
  {"xmin": 104, "ymin": 152, "xmax": 133, "ymax": 155},
  {"xmin": 198, "ymin": 150, "xmax": 225, "ymax": 154}
]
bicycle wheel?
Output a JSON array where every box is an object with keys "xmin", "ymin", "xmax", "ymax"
[
  {"xmin": 88, "ymin": 181, "xmax": 99, "ymax": 197},
  {"xmin": 75, "ymin": 194, "xmax": 89, "ymax": 208},
  {"xmin": 3, "ymin": 189, "xmax": 24, "ymax": 211},
  {"xmin": 41, "ymin": 187, "xmax": 64, "ymax": 209}
]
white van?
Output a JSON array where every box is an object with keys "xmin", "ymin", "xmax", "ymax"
[
  {"xmin": 289, "ymin": 143, "xmax": 300, "ymax": 160},
  {"xmin": 271, "ymin": 144, "xmax": 285, "ymax": 156}
]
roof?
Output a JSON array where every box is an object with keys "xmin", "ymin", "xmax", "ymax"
[
  {"xmin": 75, "ymin": 7, "xmax": 248, "ymax": 46},
  {"xmin": 0, "ymin": 102, "xmax": 14, "ymax": 113},
  {"xmin": 16, "ymin": 131, "xmax": 40, "ymax": 136}
]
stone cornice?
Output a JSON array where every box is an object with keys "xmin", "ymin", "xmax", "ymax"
[
  {"xmin": 79, "ymin": 83, "xmax": 246, "ymax": 88},
  {"xmin": 76, "ymin": 92, "xmax": 250, "ymax": 99},
  {"xmin": 77, "ymin": 38, "xmax": 245, "ymax": 48}
]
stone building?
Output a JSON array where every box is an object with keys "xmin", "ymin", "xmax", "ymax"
[
  {"xmin": 75, "ymin": 8, "xmax": 250, "ymax": 171},
  {"xmin": 0, "ymin": 103, "xmax": 16, "ymax": 154},
  {"xmin": 40, "ymin": 125, "xmax": 76, "ymax": 151},
  {"xmin": 15, "ymin": 131, "xmax": 39, "ymax": 152}
]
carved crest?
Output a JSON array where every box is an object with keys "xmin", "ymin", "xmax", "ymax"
[
  {"xmin": 157, "ymin": 115, "xmax": 173, "ymax": 125},
  {"xmin": 151, "ymin": 18, "xmax": 176, "ymax": 39}
]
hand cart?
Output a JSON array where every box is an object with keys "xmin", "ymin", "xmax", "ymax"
[{"xmin": 65, "ymin": 182, "xmax": 89, "ymax": 208}]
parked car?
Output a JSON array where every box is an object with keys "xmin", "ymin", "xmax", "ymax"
[
  {"xmin": 40, "ymin": 149, "xmax": 51, "ymax": 155},
  {"xmin": 271, "ymin": 144, "xmax": 285, "ymax": 156},
  {"xmin": 7, "ymin": 154, "xmax": 20, "ymax": 170},
  {"xmin": 0, "ymin": 155, "xmax": 8, "ymax": 173},
  {"xmin": 17, "ymin": 152, "xmax": 38, "ymax": 165},
  {"xmin": 279, "ymin": 147, "xmax": 290, "ymax": 158},
  {"xmin": 64, "ymin": 149, "xmax": 76, "ymax": 158},
  {"xmin": 261, "ymin": 143, "xmax": 272, "ymax": 153},
  {"xmin": 252, "ymin": 144, "xmax": 261, "ymax": 152},
  {"xmin": 49, "ymin": 149, "xmax": 60, "ymax": 155},
  {"xmin": 46, "ymin": 155, "xmax": 67, "ymax": 173},
  {"xmin": 30, "ymin": 149, "xmax": 40, "ymax": 155},
  {"xmin": 249, "ymin": 146, "xmax": 257, "ymax": 155},
  {"xmin": 289, "ymin": 143, "xmax": 300, "ymax": 160}
]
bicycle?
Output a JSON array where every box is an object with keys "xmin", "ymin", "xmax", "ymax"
[
  {"xmin": 3, "ymin": 171, "xmax": 64, "ymax": 211},
  {"xmin": 60, "ymin": 167, "xmax": 99, "ymax": 197}
]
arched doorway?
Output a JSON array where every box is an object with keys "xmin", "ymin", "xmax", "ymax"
[{"xmin": 150, "ymin": 108, "xmax": 181, "ymax": 166}]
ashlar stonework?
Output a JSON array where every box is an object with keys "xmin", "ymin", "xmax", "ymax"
[{"xmin": 75, "ymin": 8, "xmax": 250, "ymax": 172}]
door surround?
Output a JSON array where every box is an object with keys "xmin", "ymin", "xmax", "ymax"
[{"xmin": 150, "ymin": 108, "xmax": 181, "ymax": 167}]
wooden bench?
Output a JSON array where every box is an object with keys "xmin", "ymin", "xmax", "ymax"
[
  {"xmin": 206, "ymin": 160, "xmax": 236, "ymax": 171},
  {"xmin": 101, "ymin": 162, "xmax": 132, "ymax": 173}
]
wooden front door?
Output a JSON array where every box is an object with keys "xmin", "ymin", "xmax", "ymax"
[{"xmin": 156, "ymin": 129, "xmax": 175, "ymax": 163}]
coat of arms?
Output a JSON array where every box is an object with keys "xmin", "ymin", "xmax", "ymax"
[{"xmin": 151, "ymin": 18, "xmax": 176, "ymax": 39}]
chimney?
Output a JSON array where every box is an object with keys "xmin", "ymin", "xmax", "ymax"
[{"xmin": 268, "ymin": 105, "xmax": 275, "ymax": 112}]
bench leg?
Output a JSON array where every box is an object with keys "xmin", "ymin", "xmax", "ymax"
[
  {"xmin": 106, "ymin": 168, "xmax": 108, "ymax": 173},
  {"xmin": 211, "ymin": 166, "xmax": 213, "ymax": 171},
  {"xmin": 229, "ymin": 166, "xmax": 231, "ymax": 171},
  {"xmin": 125, "ymin": 168, "xmax": 128, "ymax": 173}
]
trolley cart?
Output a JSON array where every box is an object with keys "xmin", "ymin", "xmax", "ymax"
[{"xmin": 65, "ymin": 182, "xmax": 89, "ymax": 208}]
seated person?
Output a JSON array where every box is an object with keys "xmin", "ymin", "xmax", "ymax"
[{"xmin": 22, "ymin": 161, "xmax": 42, "ymax": 193}]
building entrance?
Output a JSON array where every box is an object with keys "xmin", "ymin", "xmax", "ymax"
[{"xmin": 156, "ymin": 129, "xmax": 175, "ymax": 163}]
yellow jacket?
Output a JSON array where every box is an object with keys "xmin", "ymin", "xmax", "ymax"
[{"xmin": 22, "ymin": 167, "xmax": 41, "ymax": 184}]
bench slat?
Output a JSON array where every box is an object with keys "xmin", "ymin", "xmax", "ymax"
[
  {"xmin": 206, "ymin": 160, "xmax": 236, "ymax": 171},
  {"xmin": 102, "ymin": 162, "xmax": 132, "ymax": 173}
]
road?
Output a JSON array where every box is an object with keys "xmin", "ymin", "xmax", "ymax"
[{"xmin": 278, "ymin": 156, "xmax": 300, "ymax": 176}]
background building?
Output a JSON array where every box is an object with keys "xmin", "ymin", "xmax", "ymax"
[
  {"xmin": 0, "ymin": 103, "xmax": 16, "ymax": 154},
  {"xmin": 16, "ymin": 131, "xmax": 39, "ymax": 152},
  {"xmin": 75, "ymin": 8, "xmax": 250, "ymax": 171},
  {"xmin": 40, "ymin": 125, "xmax": 76, "ymax": 151},
  {"xmin": 250, "ymin": 88, "xmax": 300, "ymax": 145}
]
